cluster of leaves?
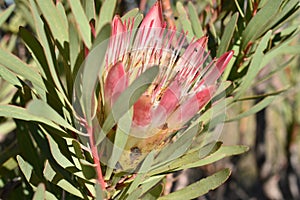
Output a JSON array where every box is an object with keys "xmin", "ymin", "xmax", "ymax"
[{"xmin": 0, "ymin": 0, "xmax": 299, "ymax": 199}]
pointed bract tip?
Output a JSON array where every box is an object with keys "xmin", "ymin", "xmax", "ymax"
[
  {"xmin": 112, "ymin": 15, "xmax": 125, "ymax": 35},
  {"xmin": 215, "ymin": 50, "xmax": 234, "ymax": 73},
  {"xmin": 196, "ymin": 36, "xmax": 208, "ymax": 47},
  {"xmin": 140, "ymin": 1, "xmax": 163, "ymax": 29}
]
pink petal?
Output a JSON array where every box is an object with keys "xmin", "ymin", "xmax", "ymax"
[
  {"xmin": 140, "ymin": 1, "xmax": 163, "ymax": 29},
  {"xmin": 177, "ymin": 37, "xmax": 208, "ymax": 80},
  {"xmin": 202, "ymin": 50, "xmax": 234, "ymax": 85},
  {"xmin": 104, "ymin": 62, "xmax": 128, "ymax": 108},
  {"xmin": 180, "ymin": 37, "xmax": 208, "ymax": 65},
  {"xmin": 151, "ymin": 81, "xmax": 182, "ymax": 127},
  {"xmin": 133, "ymin": 95, "xmax": 152, "ymax": 127},
  {"xmin": 168, "ymin": 86, "xmax": 215, "ymax": 128},
  {"xmin": 112, "ymin": 16, "xmax": 126, "ymax": 36}
]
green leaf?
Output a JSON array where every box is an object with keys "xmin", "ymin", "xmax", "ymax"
[
  {"xmin": 269, "ymin": 0, "xmax": 300, "ymax": 31},
  {"xmin": 176, "ymin": 2, "xmax": 194, "ymax": 41},
  {"xmin": 140, "ymin": 175, "xmax": 165, "ymax": 195},
  {"xmin": 262, "ymin": 45, "xmax": 300, "ymax": 67},
  {"xmin": 241, "ymin": 0, "xmax": 281, "ymax": 50},
  {"xmin": 126, "ymin": 151, "xmax": 155, "ymax": 195},
  {"xmin": 0, "ymin": 4, "xmax": 15, "ymax": 27},
  {"xmin": 0, "ymin": 64, "xmax": 22, "ymax": 87},
  {"xmin": 187, "ymin": 2, "xmax": 204, "ymax": 39},
  {"xmin": 158, "ymin": 169, "xmax": 231, "ymax": 200},
  {"xmin": 217, "ymin": 13, "xmax": 238, "ymax": 57},
  {"xmin": 69, "ymin": 23, "xmax": 81, "ymax": 73},
  {"xmin": 95, "ymin": 183, "xmax": 105, "ymax": 200},
  {"xmin": 44, "ymin": 160, "xmax": 83, "ymax": 198},
  {"xmin": 226, "ymin": 95, "xmax": 276, "ymax": 122},
  {"xmin": 0, "ymin": 105, "xmax": 67, "ymax": 133},
  {"xmin": 142, "ymin": 184, "xmax": 163, "ymax": 200},
  {"xmin": 19, "ymin": 27, "xmax": 49, "ymax": 79},
  {"xmin": 33, "ymin": 183, "xmax": 46, "ymax": 200},
  {"xmin": 126, "ymin": 188, "xmax": 143, "ymax": 200},
  {"xmin": 121, "ymin": 8, "xmax": 139, "ymax": 21},
  {"xmin": 27, "ymin": 100, "xmax": 86, "ymax": 136},
  {"xmin": 16, "ymin": 155, "xmax": 33, "ymax": 184},
  {"xmin": 30, "ymin": 0, "xmax": 71, "ymax": 106},
  {"xmin": 0, "ymin": 48, "xmax": 46, "ymax": 92},
  {"xmin": 149, "ymin": 145, "xmax": 248, "ymax": 175},
  {"xmin": 80, "ymin": 27, "xmax": 110, "ymax": 125},
  {"xmin": 96, "ymin": 0, "xmax": 117, "ymax": 35},
  {"xmin": 97, "ymin": 66, "xmax": 159, "ymax": 145},
  {"xmin": 178, "ymin": 145, "xmax": 249, "ymax": 170},
  {"xmin": 152, "ymin": 123, "xmax": 199, "ymax": 168},
  {"xmin": 105, "ymin": 110, "xmax": 132, "ymax": 179},
  {"xmin": 84, "ymin": 0, "xmax": 96, "ymax": 22},
  {"xmin": 46, "ymin": 134, "xmax": 74, "ymax": 169},
  {"xmin": 68, "ymin": 0, "xmax": 92, "ymax": 48},
  {"xmin": 235, "ymin": 31, "xmax": 272, "ymax": 99},
  {"xmin": 36, "ymin": 1, "xmax": 69, "ymax": 45}
]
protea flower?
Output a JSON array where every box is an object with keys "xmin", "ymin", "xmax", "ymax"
[{"xmin": 100, "ymin": 1, "xmax": 233, "ymax": 171}]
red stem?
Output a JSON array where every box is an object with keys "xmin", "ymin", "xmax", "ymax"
[{"xmin": 86, "ymin": 125, "xmax": 106, "ymax": 190}]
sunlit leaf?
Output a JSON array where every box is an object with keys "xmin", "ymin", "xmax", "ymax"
[
  {"xmin": 217, "ymin": 13, "xmax": 238, "ymax": 57},
  {"xmin": 241, "ymin": 0, "xmax": 281, "ymax": 50},
  {"xmin": 27, "ymin": 100, "xmax": 86, "ymax": 136},
  {"xmin": 158, "ymin": 169, "xmax": 231, "ymax": 200},
  {"xmin": 68, "ymin": 0, "xmax": 92, "ymax": 48},
  {"xmin": 96, "ymin": 0, "xmax": 117, "ymax": 35},
  {"xmin": 235, "ymin": 31, "xmax": 272, "ymax": 99},
  {"xmin": 33, "ymin": 183, "xmax": 46, "ymax": 200},
  {"xmin": 188, "ymin": 2, "xmax": 204, "ymax": 39},
  {"xmin": 176, "ymin": 2, "xmax": 194, "ymax": 41},
  {"xmin": 36, "ymin": 1, "xmax": 69, "ymax": 45},
  {"xmin": 0, "ymin": 4, "xmax": 15, "ymax": 27}
]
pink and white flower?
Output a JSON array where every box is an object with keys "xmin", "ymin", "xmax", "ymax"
[{"xmin": 101, "ymin": 1, "xmax": 233, "ymax": 169}]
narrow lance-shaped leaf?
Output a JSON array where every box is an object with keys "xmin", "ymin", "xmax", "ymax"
[
  {"xmin": 158, "ymin": 169, "xmax": 231, "ymax": 200},
  {"xmin": 178, "ymin": 145, "xmax": 249, "ymax": 170},
  {"xmin": 126, "ymin": 151, "xmax": 155, "ymax": 195},
  {"xmin": 96, "ymin": 0, "xmax": 117, "ymax": 35},
  {"xmin": 226, "ymin": 95, "xmax": 276, "ymax": 122},
  {"xmin": 68, "ymin": 0, "xmax": 92, "ymax": 48},
  {"xmin": 0, "ymin": 48, "xmax": 46, "ymax": 93},
  {"xmin": 33, "ymin": 183, "xmax": 46, "ymax": 200},
  {"xmin": 105, "ymin": 109, "xmax": 132, "ymax": 179},
  {"xmin": 36, "ymin": 1, "xmax": 69, "ymax": 45},
  {"xmin": 81, "ymin": 28, "xmax": 110, "ymax": 125},
  {"xmin": 188, "ymin": 2, "xmax": 204, "ymax": 39},
  {"xmin": 235, "ymin": 31, "xmax": 272, "ymax": 99},
  {"xmin": 0, "ymin": 4, "xmax": 15, "ymax": 27},
  {"xmin": 27, "ymin": 100, "xmax": 87, "ymax": 136},
  {"xmin": 217, "ymin": 13, "xmax": 238, "ymax": 57},
  {"xmin": 0, "ymin": 105, "xmax": 68, "ymax": 134},
  {"xmin": 149, "ymin": 145, "xmax": 248, "ymax": 175},
  {"xmin": 176, "ymin": 2, "xmax": 194, "ymax": 41},
  {"xmin": 0, "ymin": 64, "xmax": 22, "ymax": 87},
  {"xmin": 30, "ymin": 0, "xmax": 72, "ymax": 107},
  {"xmin": 241, "ymin": 0, "xmax": 281, "ymax": 50}
]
